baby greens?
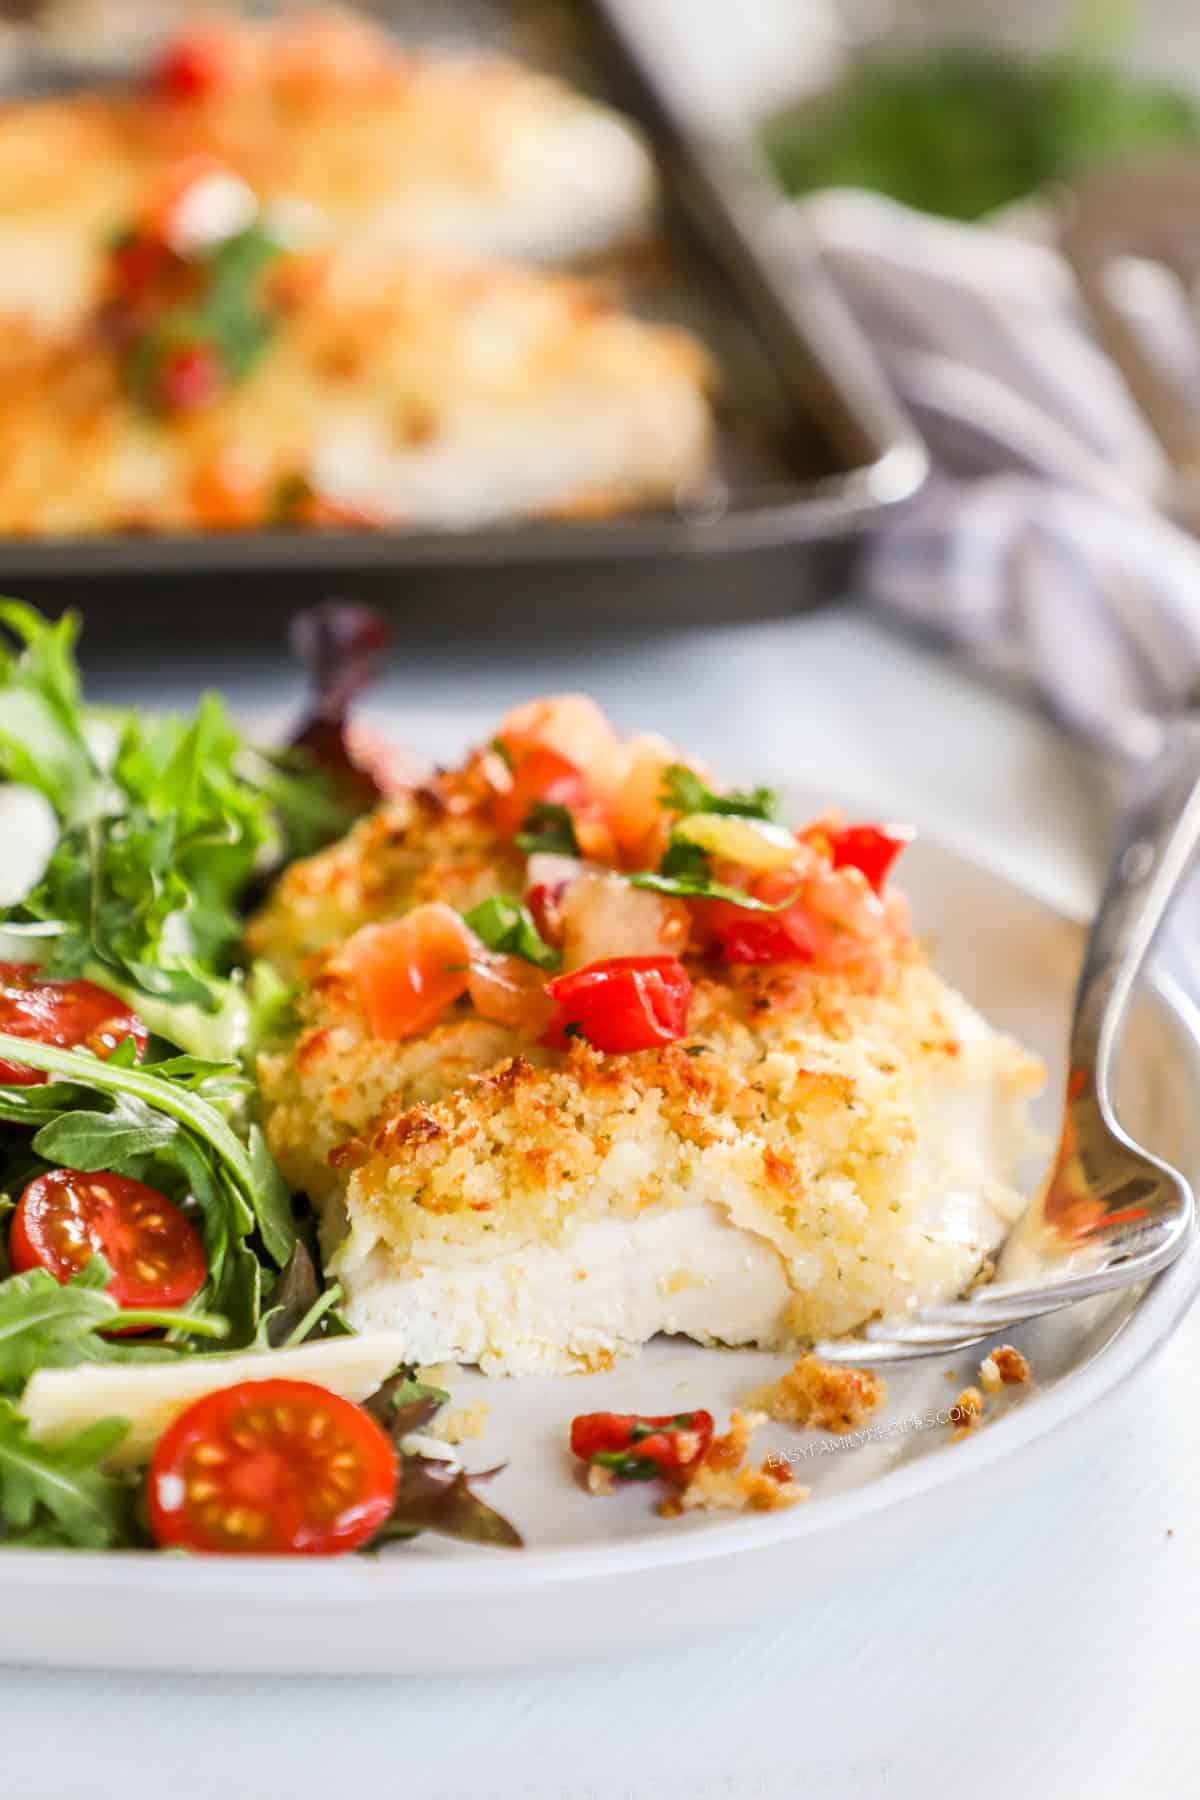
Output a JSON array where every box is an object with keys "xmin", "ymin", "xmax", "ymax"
[
  {"xmin": 0, "ymin": 602, "xmax": 350, "ymax": 1060},
  {"xmin": 0, "ymin": 1034, "xmax": 297, "ymax": 1344}
]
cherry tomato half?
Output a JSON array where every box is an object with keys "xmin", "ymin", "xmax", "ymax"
[
  {"xmin": 10, "ymin": 1169, "xmax": 207, "ymax": 1313},
  {"xmin": 0, "ymin": 963, "xmax": 147, "ymax": 1087},
  {"xmin": 542, "ymin": 955, "xmax": 692, "ymax": 1053},
  {"xmin": 147, "ymin": 1379, "xmax": 398, "ymax": 1556},
  {"xmin": 570, "ymin": 1410, "xmax": 714, "ymax": 1481},
  {"xmin": 828, "ymin": 824, "xmax": 913, "ymax": 894}
]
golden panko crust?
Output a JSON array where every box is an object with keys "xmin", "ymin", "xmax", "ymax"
[{"xmin": 318, "ymin": 956, "xmax": 1043, "ymax": 1342}]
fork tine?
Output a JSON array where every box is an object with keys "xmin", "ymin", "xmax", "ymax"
[
  {"xmin": 809, "ymin": 1330, "xmax": 996, "ymax": 1366},
  {"xmin": 918, "ymin": 1295, "xmax": 1074, "ymax": 1329}
]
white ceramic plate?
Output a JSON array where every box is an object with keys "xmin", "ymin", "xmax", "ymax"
[{"xmin": 3, "ymin": 793, "xmax": 1199, "ymax": 1675}]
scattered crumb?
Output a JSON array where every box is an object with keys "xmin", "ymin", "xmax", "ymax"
[
  {"xmin": 950, "ymin": 1386, "xmax": 985, "ymax": 1440},
  {"xmin": 1166, "ymin": 1528, "xmax": 1174, "ymax": 1539},
  {"xmin": 991, "ymin": 1344, "xmax": 1030, "ymax": 1386},
  {"xmin": 428, "ymin": 1401, "xmax": 490, "ymax": 1445},
  {"xmin": 979, "ymin": 1344, "xmax": 1030, "ymax": 1396},
  {"xmin": 586, "ymin": 1464, "xmax": 615, "ymax": 1497},
  {"xmin": 979, "ymin": 1356, "xmax": 1002, "ymax": 1396},
  {"xmin": 744, "ymin": 1353, "xmax": 887, "ymax": 1434},
  {"xmin": 944, "ymin": 1369, "xmax": 958, "ymax": 1382},
  {"xmin": 658, "ymin": 1411, "xmax": 809, "ymax": 1516}
]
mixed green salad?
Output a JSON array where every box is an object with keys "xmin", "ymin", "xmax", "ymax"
[{"xmin": 0, "ymin": 602, "xmax": 519, "ymax": 1555}]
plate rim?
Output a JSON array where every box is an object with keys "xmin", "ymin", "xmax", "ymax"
[{"xmin": 0, "ymin": 840, "xmax": 1197, "ymax": 1603}]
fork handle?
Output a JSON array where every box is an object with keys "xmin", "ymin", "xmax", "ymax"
[{"xmin": 1073, "ymin": 716, "xmax": 1200, "ymax": 1109}]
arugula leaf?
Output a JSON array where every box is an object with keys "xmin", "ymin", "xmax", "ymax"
[
  {"xmin": 514, "ymin": 802, "xmax": 580, "ymax": 858},
  {"xmin": 463, "ymin": 896, "xmax": 561, "ymax": 972},
  {"xmin": 0, "ymin": 1399, "xmax": 137, "ymax": 1549},
  {"xmin": 0, "ymin": 602, "xmax": 100, "ymax": 823},
  {"xmin": 0, "ymin": 606, "xmax": 345, "ymax": 1050},
  {"xmin": 0, "ymin": 1261, "xmax": 227, "ymax": 1392},
  {"xmin": 659, "ymin": 764, "xmax": 780, "ymax": 823},
  {"xmin": 0, "ymin": 1036, "xmax": 297, "ymax": 1344}
]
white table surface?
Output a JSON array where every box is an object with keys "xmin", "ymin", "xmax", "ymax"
[{"xmin": 9, "ymin": 604, "xmax": 1197, "ymax": 1800}]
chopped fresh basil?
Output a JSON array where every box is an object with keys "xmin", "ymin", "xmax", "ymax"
[
  {"xmin": 463, "ymin": 895, "xmax": 561, "ymax": 971},
  {"xmin": 129, "ymin": 218, "xmax": 285, "ymax": 414},
  {"xmin": 490, "ymin": 737, "xmax": 515, "ymax": 771},
  {"xmin": 660, "ymin": 764, "xmax": 780, "ymax": 823},
  {"xmin": 515, "ymin": 802, "xmax": 580, "ymax": 857},
  {"xmin": 589, "ymin": 1450, "xmax": 660, "ymax": 1480},
  {"xmin": 627, "ymin": 868, "xmax": 795, "ymax": 911}
]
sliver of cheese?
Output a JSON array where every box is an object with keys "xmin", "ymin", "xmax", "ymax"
[{"xmin": 20, "ymin": 1331, "xmax": 410, "ymax": 1467}]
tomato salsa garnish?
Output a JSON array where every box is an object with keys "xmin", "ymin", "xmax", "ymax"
[
  {"xmin": 147, "ymin": 1379, "xmax": 397, "ymax": 1555},
  {"xmin": 828, "ymin": 824, "xmax": 914, "ymax": 895},
  {"xmin": 542, "ymin": 955, "xmax": 692, "ymax": 1053},
  {"xmin": 570, "ymin": 1410, "xmax": 714, "ymax": 1481},
  {"xmin": 10, "ymin": 1169, "xmax": 206, "ymax": 1315},
  {"xmin": 0, "ymin": 963, "xmax": 147, "ymax": 1086}
]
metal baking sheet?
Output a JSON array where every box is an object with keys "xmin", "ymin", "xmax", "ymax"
[{"xmin": 0, "ymin": 0, "xmax": 926, "ymax": 626}]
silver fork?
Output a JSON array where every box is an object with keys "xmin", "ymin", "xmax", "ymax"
[{"xmin": 814, "ymin": 718, "xmax": 1200, "ymax": 1366}]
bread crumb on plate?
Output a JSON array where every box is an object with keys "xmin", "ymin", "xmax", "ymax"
[
  {"xmin": 744, "ymin": 1352, "xmax": 886, "ymax": 1435},
  {"xmin": 658, "ymin": 1411, "xmax": 809, "ymax": 1516}
]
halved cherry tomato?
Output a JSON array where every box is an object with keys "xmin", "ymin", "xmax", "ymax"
[
  {"xmin": 0, "ymin": 964, "xmax": 147, "ymax": 1087},
  {"xmin": 491, "ymin": 746, "xmax": 589, "ymax": 840},
  {"xmin": 147, "ymin": 1378, "xmax": 397, "ymax": 1556},
  {"xmin": 542, "ymin": 954, "xmax": 692, "ymax": 1053},
  {"xmin": 10, "ymin": 1168, "xmax": 206, "ymax": 1313},
  {"xmin": 828, "ymin": 824, "xmax": 914, "ymax": 894},
  {"xmin": 570, "ymin": 1410, "xmax": 714, "ymax": 1481},
  {"xmin": 341, "ymin": 903, "xmax": 475, "ymax": 1040}
]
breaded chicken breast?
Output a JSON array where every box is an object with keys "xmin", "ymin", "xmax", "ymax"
[
  {"xmin": 252, "ymin": 697, "xmax": 1044, "ymax": 1373},
  {"xmin": 0, "ymin": 11, "xmax": 657, "ymax": 333},
  {"xmin": 0, "ymin": 252, "xmax": 712, "ymax": 537}
]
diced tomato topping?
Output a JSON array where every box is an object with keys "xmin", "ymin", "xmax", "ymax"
[
  {"xmin": 542, "ymin": 954, "xmax": 692, "ymax": 1053},
  {"xmin": 570, "ymin": 1410, "xmax": 714, "ymax": 1480},
  {"xmin": 0, "ymin": 964, "xmax": 147, "ymax": 1087},
  {"xmin": 490, "ymin": 746, "xmax": 589, "ymax": 841},
  {"xmin": 496, "ymin": 695, "xmax": 621, "ymax": 784},
  {"xmin": 109, "ymin": 235, "xmax": 172, "ymax": 303},
  {"xmin": 828, "ymin": 824, "xmax": 914, "ymax": 894},
  {"xmin": 698, "ymin": 870, "xmax": 816, "ymax": 966},
  {"xmin": 151, "ymin": 27, "xmax": 234, "ymax": 100},
  {"xmin": 341, "ymin": 904, "xmax": 475, "ymax": 1040},
  {"xmin": 147, "ymin": 1379, "xmax": 397, "ymax": 1556},
  {"xmin": 10, "ymin": 1168, "xmax": 206, "ymax": 1316},
  {"xmin": 156, "ymin": 342, "xmax": 225, "ymax": 414}
]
